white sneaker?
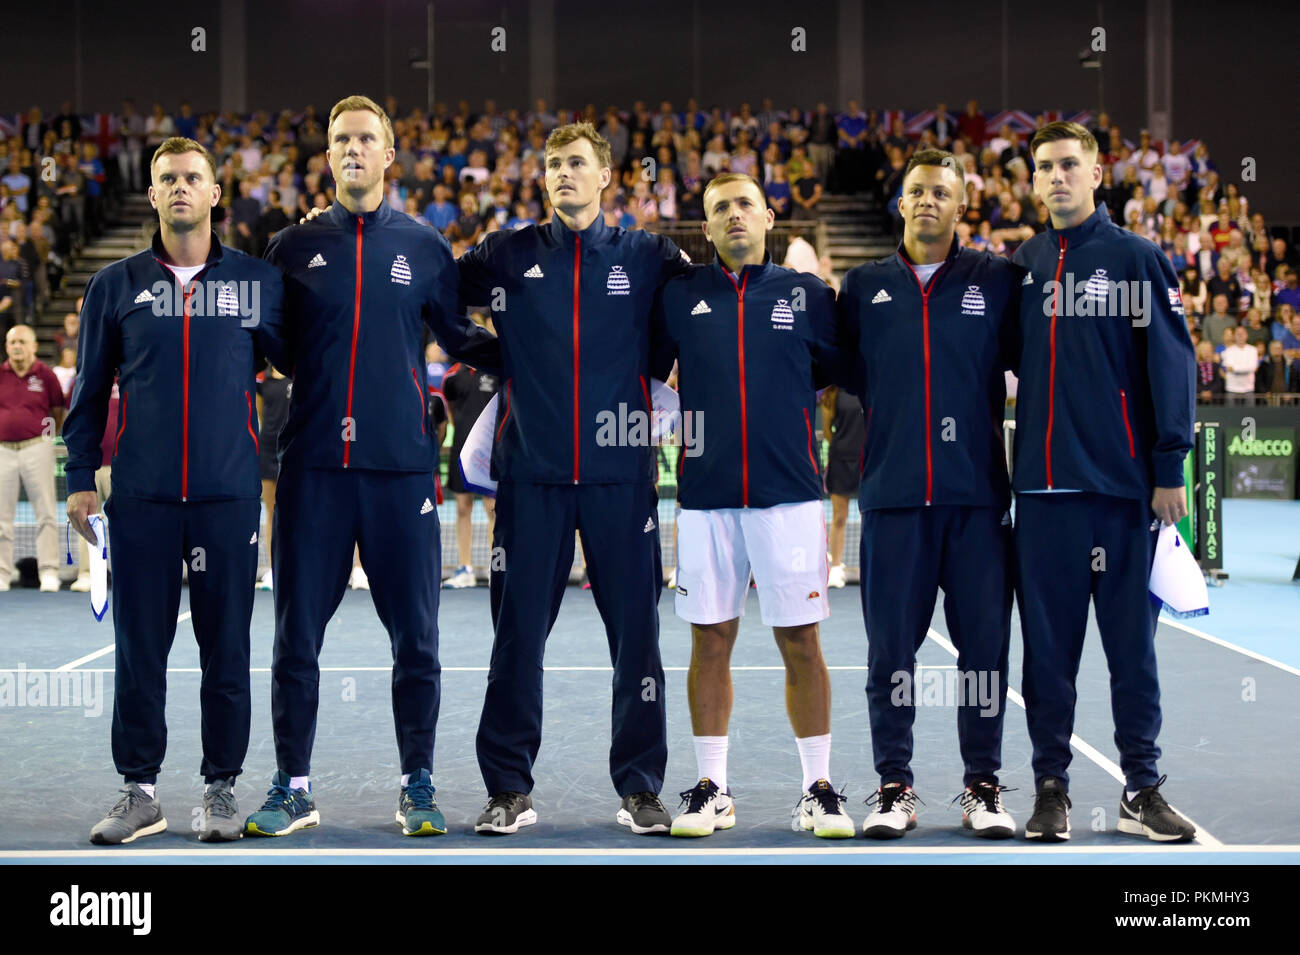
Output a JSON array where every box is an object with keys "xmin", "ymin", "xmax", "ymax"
[
  {"xmin": 958, "ymin": 781, "xmax": 1016, "ymax": 839},
  {"xmin": 828, "ymin": 564, "xmax": 847, "ymax": 589},
  {"xmin": 670, "ymin": 778, "xmax": 735, "ymax": 837},
  {"xmin": 0, "ymin": 579, "xmax": 9, "ymax": 592},
  {"xmin": 257, "ymin": 570, "xmax": 273, "ymax": 591},
  {"xmin": 349, "ymin": 566, "xmax": 370, "ymax": 590},
  {"xmin": 442, "ymin": 566, "xmax": 476, "ymax": 589},
  {"xmin": 797, "ymin": 779, "xmax": 856, "ymax": 838},
  {"xmin": 666, "ymin": 568, "xmax": 677, "ymax": 590},
  {"xmin": 70, "ymin": 575, "xmax": 92, "ymax": 593},
  {"xmin": 39, "ymin": 572, "xmax": 61, "ymax": 592},
  {"xmin": 862, "ymin": 783, "xmax": 919, "ymax": 839}
]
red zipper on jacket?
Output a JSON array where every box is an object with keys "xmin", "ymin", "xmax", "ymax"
[
  {"xmin": 1119, "ymin": 388, "xmax": 1135, "ymax": 458},
  {"xmin": 182, "ymin": 283, "xmax": 193, "ymax": 500},
  {"xmin": 245, "ymin": 390, "xmax": 259, "ymax": 453},
  {"xmin": 411, "ymin": 369, "xmax": 426, "ymax": 434},
  {"xmin": 723, "ymin": 270, "xmax": 751, "ymax": 505},
  {"xmin": 639, "ymin": 375, "xmax": 652, "ymax": 414},
  {"xmin": 900, "ymin": 256, "xmax": 948, "ymax": 505},
  {"xmin": 1046, "ymin": 237, "xmax": 1068, "ymax": 488},
  {"xmin": 496, "ymin": 379, "xmax": 513, "ymax": 440},
  {"xmin": 114, "ymin": 390, "xmax": 128, "ymax": 457},
  {"xmin": 343, "ymin": 216, "xmax": 364, "ymax": 468},
  {"xmin": 572, "ymin": 236, "xmax": 581, "ymax": 483},
  {"xmin": 802, "ymin": 407, "xmax": 818, "ymax": 474}
]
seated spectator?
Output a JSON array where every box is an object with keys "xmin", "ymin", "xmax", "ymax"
[
  {"xmin": 1281, "ymin": 313, "xmax": 1300, "ymax": 361},
  {"xmin": 1207, "ymin": 257, "xmax": 1241, "ymax": 309},
  {"xmin": 1243, "ymin": 307, "xmax": 1269, "ymax": 347},
  {"xmin": 766, "ymin": 164, "xmax": 792, "ymax": 220},
  {"xmin": 654, "ymin": 167, "xmax": 678, "ymax": 221},
  {"xmin": 1202, "ymin": 294, "xmax": 1237, "ymax": 347},
  {"xmin": 0, "ymin": 239, "xmax": 26, "ymax": 325},
  {"xmin": 53, "ymin": 344, "xmax": 77, "ymax": 400},
  {"xmin": 1276, "ymin": 267, "xmax": 1300, "ymax": 312},
  {"xmin": 450, "ymin": 192, "xmax": 484, "ymax": 245},
  {"xmin": 1181, "ymin": 266, "xmax": 1208, "ymax": 318},
  {"xmin": 425, "ymin": 183, "xmax": 458, "ymax": 234},
  {"xmin": 53, "ymin": 312, "xmax": 79, "ymax": 353},
  {"xmin": 1194, "ymin": 340, "xmax": 1224, "ymax": 404},
  {"xmin": 1272, "ymin": 303, "xmax": 1296, "ymax": 343}
]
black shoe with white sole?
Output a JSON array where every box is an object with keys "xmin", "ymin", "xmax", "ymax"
[
  {"xmin": 474, "ymin": 792, "xmax": 537, "ymax": 834},
  {"xmin": 1025, "ymin": 777, "xmax": 1071, "ymax": 842},
  {"xmin": 1117, "ymin": 776, "xmax": 1195, "ymax": 843},
  {"xmin": 617, "ymin": 792, "xmax": 671, "ymax": 834}
]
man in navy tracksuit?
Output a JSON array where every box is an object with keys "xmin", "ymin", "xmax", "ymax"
[
  {"xmin": 838, "ymin": 150, "xmax": 1021, "ymax": 839},
  {"xmin": 650, "ymin": 173, "xmax": 856, "ymax": 840},
  {"xmin": 457, "ymin": 123, "xmax": 689, "ymax": 835},
  {"xmin": 244, "ymin": 97, "xmax": 500, "ymax": 838},
  {"xmin": 1013, "ymin": 122, "xmax": 1196, "ymax": 843},
  {"xmin": 64, "ymin": 138, "xmax": 287, "ymax": 844}
]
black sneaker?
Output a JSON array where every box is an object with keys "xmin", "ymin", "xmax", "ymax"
[
  {"xmin": 474, "ymin": 792, "xmax": 537, "ymax": 834},
  {"xmin": 1117, "ymin": 776, "xmax": 1195, "ymax": 843},
  {"xmin": 1025, "ymin": 777, "xmax": 1071, "ymax": 842},
  {"xmin": 616, "ymin": 792, "xmax": 671, "ymax": 834}
]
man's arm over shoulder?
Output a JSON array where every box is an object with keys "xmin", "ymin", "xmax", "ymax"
[
  {"xmin": 247, "ymin": 257, "xmax": 292, "ymax": 375},
  {"xmin": 802, "ymin": 275, "xmax": 840, "ymax": 390},
  {"xmin": 427, "ymin": 233, "xmax": 502, "ymax": 374},
  {"xmin": 833, "ymin": 268, "xmax": 866, "ymax": 396},
  {"xmin": 63, "ymin": 272, "xmax": 119, "ymax": 493},
  {"xmin": 456, "ymin": 229, "xmax": 511, "ymax": 311},
  {"xmin": 651, "ymin": 232, "xmax": 692, "ymax": 284}
]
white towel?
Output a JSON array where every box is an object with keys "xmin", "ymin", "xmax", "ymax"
[
  {"xmin": 1149, "ymin": 524, "xmax": 1209, "ymax": 618},
  {"xmin": 88, "ymin": 515, "xmax": 109, "ymax": 621}
]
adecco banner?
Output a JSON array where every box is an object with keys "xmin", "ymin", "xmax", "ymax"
[{"xmin": 1196, "ymin": 406, "xmax": 1300, "ymax": 501}]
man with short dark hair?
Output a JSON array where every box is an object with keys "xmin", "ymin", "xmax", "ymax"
[
  {"xmin": 839, "ymin": 149, "xmax": 1022, "ymax": 839},
  {"xmin": 1012, "ymin": 122, "xmax": 1197, "ymax": 843},
  {"xmin": 65, "ymin": 137, "xmax": 289, "ymax": 844}
]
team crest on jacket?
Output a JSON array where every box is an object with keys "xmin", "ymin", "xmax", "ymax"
[
  {"xmin": 960, "ymin": 285, "xmax": 985, "ymax": 316},
  {"xmin": 215, "ymin": 282, "xmax": 240, "ymax": 316},
  {"xmin": 391, "ymin": 254, "xmax": 412, "ymax": 285},
  {"xmin": 1085, "ymin": 268, "xmax": 1109, "ymax": 302},
  {"xmin": 770, "ymin": 298, "xmax": 794, "ymax": 330},
  {"xmin": 606, "ymin": 265, "xmax": 630, "ymax": 295}
]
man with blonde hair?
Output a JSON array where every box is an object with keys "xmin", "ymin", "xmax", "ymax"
[
  {"xmin": 458, "ymin": 122, "xmax": 691, "ymax": 835},
  {"xmin": 245, "ymin": 95, "xmax": 500, "ymax": 838}
]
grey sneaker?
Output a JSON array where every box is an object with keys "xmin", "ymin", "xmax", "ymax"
[
  {"xmin": 474, "ymin": 792, "xmax": 537, "ymax": 834},
  {"xmin": 199, "ymin": 777, "xmax": 244, "ymax": 842},
  {"xmin": 90, "ymin": 784, "xmax": 167, "ymax": 845},
  {"xmin": 617, "ymin": 791, "xmax": 671, "ymax": 834}
]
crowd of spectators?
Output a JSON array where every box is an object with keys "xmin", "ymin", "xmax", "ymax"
[{"xmin": 4, "ymin": 96, "xmax": 1298, "ymax": 405}]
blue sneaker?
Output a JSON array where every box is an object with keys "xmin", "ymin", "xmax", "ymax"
[
  {"xmin": 396, "ymin": 769, "xmax": 447, "ymax": 836},
  {"xmin": 244, "ymin": 771, "xmax": 320, "ymax": 836}
]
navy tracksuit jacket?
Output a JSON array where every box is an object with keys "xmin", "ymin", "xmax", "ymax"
[
  {"xmin": 838, "ymin": 238, "xmax": 1022, "ymax": 787},
  {"xmin": 264, "ymin": 200, "xmax": 500, "ymax": 777},
  {"xmin": 64, "ymin": 230, "xmax": 288, "ymax": 783},
  {"xmin": 1011, "ymin": 204, "xmax": 1195, "ymax": 791},
  {"xmin": 651, "ymin": 255, "xmax": 838, "ymax": 511},
  {"xmin": 458, "ymin": 214, "xmax": 689, "ymax": 797}
]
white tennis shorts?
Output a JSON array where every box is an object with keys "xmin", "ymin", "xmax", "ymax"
[{"xmin": 674, "ymin": 499, "xmax": 830, "ymax": 627}]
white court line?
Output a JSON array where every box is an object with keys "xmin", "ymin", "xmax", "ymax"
[
  {"xmin": 925, "ymin": 628, "xmax": 1224, "ymax": 848},
  {"xmin": 1158, "ymin": 615, "xmax": 1300, "ymax": 678},
  {"xmin": 53, "ymin": 611, "xmax": 191, "ymax": 671},
  {"xmin": 3, "ymin": 844, "xmax": 1294, "ymax": 860}
]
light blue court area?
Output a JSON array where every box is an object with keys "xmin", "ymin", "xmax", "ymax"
[
  {"xmin": 1, "ymin": 498, "xmax": 1297, "ymax": 864},
  {"xmin": 1176, "ymin": 499, "xmax": 1300, "ymax": 669}
]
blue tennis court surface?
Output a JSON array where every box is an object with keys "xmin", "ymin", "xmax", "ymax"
[{"xmin": 2, "ymin": 499, "xmax": 1297, "ymax": 865}]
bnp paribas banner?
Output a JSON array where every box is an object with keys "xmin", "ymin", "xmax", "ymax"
[{"xmin": 1225, "ymin": 421, "xmax": 1296, "ymax": 500}]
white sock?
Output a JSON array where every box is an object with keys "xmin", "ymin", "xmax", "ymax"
[
  {"xmin": 693, "ymin": 736, "xmax": 728, "ymax": 794},
  {"xmin": 289, "ymin": 776, "xmax": 309, "ymax": 792},
  {"xmin": 137, "ymin": 783, "xmax": 156, "ymax": 799},
  {"xmin": 796, "ymin": 733, "xmax": 832, "ymax": 790},
  {"xmin": 401, "ymin": 773, "xmax": 410, "ymax": 787}
]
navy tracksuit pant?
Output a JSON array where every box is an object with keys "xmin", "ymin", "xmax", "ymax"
[
  {"xmin": 476, "ymin": 480, "xmax": 666, "ymax": 797},
  {"xmin": 859, "ymin": 505, "xmax": 1012, "ymax": 788},
  {"xmin": 1015, "ymin": 492, "xmax": 1162, "ymax": 791},
  {"xmin": 271, "ymin": 464, "xmax": 442, "ymax": 776},
  {"xmin": 104, "ymin": 493, "xmax": 260, "ymax": 784}
]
